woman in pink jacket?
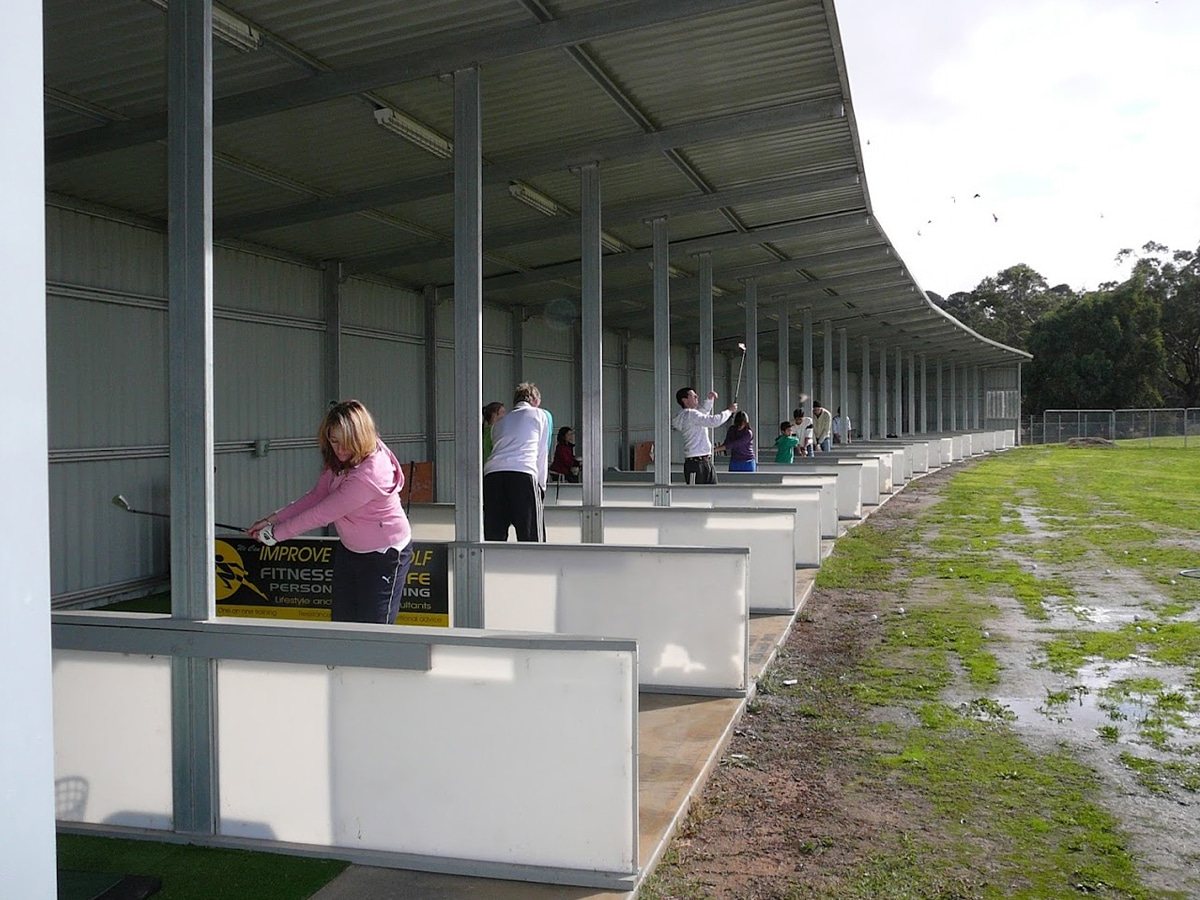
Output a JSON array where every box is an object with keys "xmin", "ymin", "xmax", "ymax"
[{"xmin": 249, "ymin": 400, "xmax": 413, "ymax": 625}]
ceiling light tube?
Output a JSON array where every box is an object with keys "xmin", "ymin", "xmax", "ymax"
[
  {"xmin": 646, "ymin": 262, "xmax": 691, "ymax": 279},
  {"xmin": 145, "ymin": 0, "xmax": 262, "ymax": 52},
  {"xmin": 211, "ymin": 6, "xmax": 262, "ymax": 51},
  {"xmin": 373, "ymin": 107, "xmax": 454, "ymax": 159},
  {"xmin": 508, "ymin": 182, "xmax": 567, "ymax": 217},
  {"xmin": 600, "ymin": 231, "xmax": 632, "ymax": 254}
]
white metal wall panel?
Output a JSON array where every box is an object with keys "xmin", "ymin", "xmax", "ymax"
[
  {"xmin": 215, "ymin": 319, "xmax": 325, "ymax": 441},
  {"xmin": 45, "ymin": 206, "xmax": 165, "ymax": 296},
  {"xmin": 602, "ymin": 365, "xmax": 623, "ymax": 468},
  {"xmin": 627, "ymin": 337, "xmax": 654, "ymax": 369},
  {"xmin": 524, "ymin": 357, "xmax": 575, "ymax": 431},
  {"xmin": 47, "ymin": 293, "xmax": 167, "ymax": 449},
  {"xmin": 215, "ymin": 446, "xmax": 321, "ymax": 543},
  {"xmin": 214, "ymin": 246, "xmax": 322, "ymax": 319},
  {"xmin": 50, "ymin": 457, "xmax": 170, "ymax": 602},
  {"xmin": 341, "ymin": 277, "xmax": 424, "ymax": 335},
  {"xmin": 340, "ymin": 333, "xmax": 425, "ymax": 437}
]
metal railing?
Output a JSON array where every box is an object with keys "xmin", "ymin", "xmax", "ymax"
[{"xmin": 1022, "ymin": 409, "xmax": 1200, "ymax": 447}]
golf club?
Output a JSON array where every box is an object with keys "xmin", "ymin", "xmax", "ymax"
[
  {"xmin": 112, "ymin": 494, "xmax": 248, "ymax": 533},
  {"xmin": 732, "ymin": 342, "xmax": 747, "ymax": 405}
]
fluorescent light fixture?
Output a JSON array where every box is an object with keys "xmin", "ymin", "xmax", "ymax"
[
  {"xmin": 508, "ymin": 182, "xmax": 569, "ymax": 217},
  {"xmin": 373, "ymin": 107, "xmax": 454, "ymax": 159},
  {"xmin": 145, "ymin": 0, "xmax": 262, "ymax": 52},
  {"xmin": 600, "ymin": 231, "xmax": 632, "ymax": 254},
  {"xmin": 646, "ymin": 262, "xmax": 691, "ymax": 279},
  {"xmin": 211, "ymin": 6, "xmax": 262, "ymax": 51}
]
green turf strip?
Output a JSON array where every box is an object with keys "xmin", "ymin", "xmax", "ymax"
[{"xmin": 57, "ymin": 835, "xmax": 347, "ymax": 900}]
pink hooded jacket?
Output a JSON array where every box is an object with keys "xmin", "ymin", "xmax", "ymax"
[{"xmin": 271, "ymin": 440, "xmax": 412, "ymax": 553}]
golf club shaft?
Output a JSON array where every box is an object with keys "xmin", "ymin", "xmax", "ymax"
[
  {"xmin": 123, "ymin": 505, "xmax": 246, "ymax": 533},
  {"xmin": 732, "ymin": 349, "xmax": 747, "ymax": 404}
]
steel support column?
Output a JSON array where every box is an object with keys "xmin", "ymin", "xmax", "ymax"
[
  {"xmin": 452, "ymin": 66, "xmax": 484, "ymax": 627},
  {"xmin": 697, "ymin": 251, "xmax": 713, "ymax": 395},
  {"xmin": 743, "ymin": 279, "xmax": 758, "ymax": 436},
  {"xmin": 777, "ymin": 299, "xmax": 791, "ymax": 420},
  {"xmin": 652, "ymin": 216, "xmax": 671, "ymax": 507},
  {"xmin": 861, "ymin": 337, "xmax": 871, "ymax": 441},
  {"xmin": 424, "ymin": 284, "xmax": 439, "ymax": 494},
  {"xmin": 167, "ymin": 0, "xmax": 216, "ymax": 837},
  {"xmin": 579, "ymin": 162, "xmax": 603, "ymax": 541}
]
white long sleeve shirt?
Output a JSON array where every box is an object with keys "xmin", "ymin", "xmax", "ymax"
[
  {"xmin": 672, "ymin": 398, "xmax": 732, "ymax": 458},
  {"xmin": 483, "ymin": 401, "xmax": 551, "ymax": 489}
]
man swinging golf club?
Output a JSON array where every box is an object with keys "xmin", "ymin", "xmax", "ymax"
[{"xmin": 673, "ymin": 386, "xmax": 737, "ymax": 485}]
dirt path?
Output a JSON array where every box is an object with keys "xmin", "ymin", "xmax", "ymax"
[{"xmin": 641, "ymin": 462, "xmax": 1200, "ymax": 900}]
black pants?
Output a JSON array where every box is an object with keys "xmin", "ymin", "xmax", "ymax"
[
  {"xmin": 683, "ymin": 456, "xmax": 717, "ymax": 485},
  {"xmin": 332, "ymin": 542, "xmax": 414, "ymax": 624},
  {"xmin": 483, "ymin": 470, "xmax": 545, "ymax": 541}
]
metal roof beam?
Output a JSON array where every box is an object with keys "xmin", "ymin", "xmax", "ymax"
[
  {"xmin": 46, "ymin": 0, "xmax": 786, "ymax": 164},
  {"xmin": 481, "ymin": 211, "xmax": 868, "ymax": 293},
  {"xmin": 219, "ymin": 99, "xmax": 844, "ymax": 239},
  {"xmin": 341, "ymin": 166, "xmax": 859, "ymax": 274}
]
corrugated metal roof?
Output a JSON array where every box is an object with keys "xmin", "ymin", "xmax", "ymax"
[{"xmin": 43, "ymin": 0, "xmax": 1028, "ymax": 367}]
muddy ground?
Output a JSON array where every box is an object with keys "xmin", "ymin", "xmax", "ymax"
[{"xmin": 642, "ymin": 462, "xmax": 1200, "ymax": 899}]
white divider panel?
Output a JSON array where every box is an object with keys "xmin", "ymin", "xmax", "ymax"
[
  {"xmin": 757, "ymin": 462, "xmax": 863, "ymax": 520},
  {"xmin": 52, "ymin": 617, "xmax": 639, "ymax": 887},
  {"xmin": 940, "ymin": 437, "xmax": 954, "ymax": 463},
  {"xmin": 413, "ymin": 505, "xmax": 795, "ymax": 614},
  {"xmin": 855, "ymin": 452, "xmax": 892, "ymax": 494},
  {"xmin": 979, "ymin": 432, "xmax": 996, "ymax": 452},
  {"xmin": 910, "ymin": 442, "xmax": 929, "ymax": 473},
  {"xmin": 607, "ymin": 468, "xmax": 840, "ymax": 537},
  {"xmin": 52, "ymin": 649, "xmax": 173, "ymax": 829},
  {"xmin": 547, "ymin": 483, "xmax": 822, "ymax": 568},
  {"xmin": 1004, "ymin": 429, "xmax": 1016, "ymax": 448},
  {"xmin": 482, "ymin": 544, "xmax": 749, "ymax": 695},
  {"xmin": 217, "ymin": 643, "xmax": 636, "ymax": 875},
  {"xmin": 552, "ymin": 506, "xmax": 797, "ymax": 614},
  {"xmin": 408, "ymin": 502, "xmax": 457, "ymax": 541},
  {"xmin": 841, "ymin": 456, "xmax": 879, "ymax": 505},
  {"xmin": 928, "ymin": 440, "xmax": 944, "ymax": 467}
]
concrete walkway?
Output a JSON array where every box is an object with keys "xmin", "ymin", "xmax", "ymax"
[{"xmin": 309, "ymin": 567, "xmax": 821, "ymax": 900}]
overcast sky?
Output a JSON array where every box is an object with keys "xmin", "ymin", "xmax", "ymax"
[{"xmin": 834, "ymin": 0, "xmax": 1200, "ymax": 298}]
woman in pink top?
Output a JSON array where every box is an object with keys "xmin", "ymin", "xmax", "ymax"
[{"xmin": 249, "ymin": 400, "xmax": 414, "ymax": 625}]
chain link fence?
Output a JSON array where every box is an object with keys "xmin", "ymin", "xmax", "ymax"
[{"xmin": 1023, "ymin": 409, "xmax": 1200, "ymax": 447}]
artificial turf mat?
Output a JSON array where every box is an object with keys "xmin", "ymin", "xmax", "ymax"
[
  {"xmin": 57, "ymin": 835, "xmax": 347, "ymax": 900},
  {"xmin": 58, "ymin": 870, "xmax": 160, "ymax": 900}
]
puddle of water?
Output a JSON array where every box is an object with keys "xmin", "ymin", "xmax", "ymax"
[
  {"xmin": 992, "ymin": 658, "xmax": 1200, "ymax": 743},
  {"xmin": 1070, "ymin": 605, "xmax": 1149, "ymax": 626}
]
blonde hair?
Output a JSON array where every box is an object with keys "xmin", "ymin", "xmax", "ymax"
[
  {"xmin": 513, "ymin": 382, "xmax": 541, "ymax": 406},
  {"xmin": 319, "ymin": 400, "xmax": 379, "ymax": 472}
]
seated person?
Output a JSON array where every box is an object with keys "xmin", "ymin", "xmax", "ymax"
[{"xmin": 549, "ymin": 426, "xmax": 582, "ymax": 483}]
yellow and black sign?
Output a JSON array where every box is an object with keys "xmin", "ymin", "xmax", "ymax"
[{"xmin": 215, "ymin": 537, "xmax": 449, "ymax": 627}]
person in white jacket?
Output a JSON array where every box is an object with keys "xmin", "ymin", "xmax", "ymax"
[
  {"xmin": 483, "ymin": 382, "xmax": 551, "ymax": 541},
  {"xmin": 672, "ymin": 386, "xmax": 736, "ymax": 485}
]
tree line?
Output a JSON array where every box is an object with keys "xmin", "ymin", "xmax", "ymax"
[{"xmin": 929, "ymin": 242, "xmax": 1200, "ymax": 414}]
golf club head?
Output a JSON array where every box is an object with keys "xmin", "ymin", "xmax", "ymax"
[
  {"xmin": 737, "ymin": 342, "xmax": 746, "ymax": 351},
  {"xmin": 112, "ymin": 494, "xmax": 132, "ymax": 512}
]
